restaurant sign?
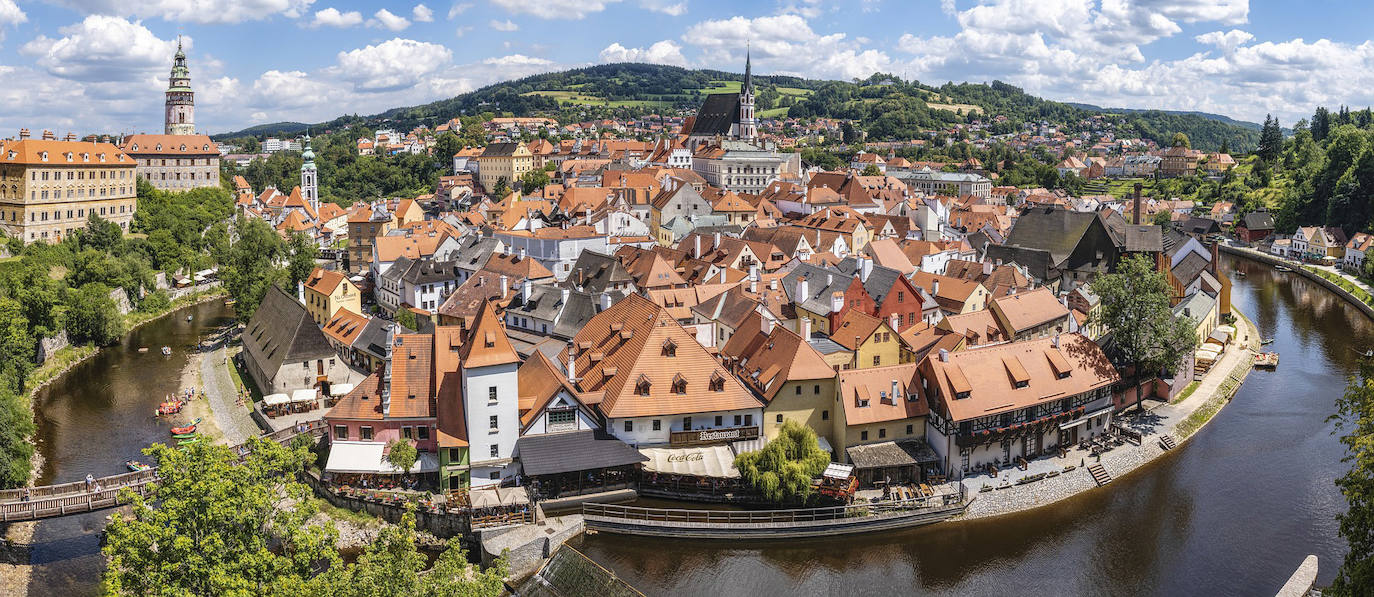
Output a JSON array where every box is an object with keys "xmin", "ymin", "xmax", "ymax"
[{"xmin": 669, "ymin": 425, "xmax": 760, "ymax": 446}]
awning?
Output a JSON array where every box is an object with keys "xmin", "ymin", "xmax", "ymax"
[
  {"xmin": 823, "ymin": 462, "xmax": 854, "ymax": 479},
  {"xmin": 730, "ymin": 437, "xmax": 766, "ymax": 456},
  {"xmin": 263, "ymin": 393, "xmax": 290, "ymax": 407},
  {"xmin": 515, "ymin": 430, "xmax": 646, "ymax": 477},
  {"xmin": 468, "ymin": 486, "xmax": 530, "ymax": 509},
  {"xmin": 290, "ymin": 389, "xmax": 318, "ymax": 403},
  {"xmin": 329, "ymin": 383, "xmax": 355, "ymax": 397},
  {"xmin": 640, "ymin": 445, "xmax": 741, "ymax": 479},
  {"xmin": 1059, "ymin": 406, "xmax": 1114, "ymax": 430},
  {"xmin": 325, "ymin": 441, "xmax": 438, "ymax": 474}
]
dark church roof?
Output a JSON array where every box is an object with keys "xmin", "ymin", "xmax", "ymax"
[{"xmin": 689, "ymin": 93, "xmax": 741, "ymax": 137}]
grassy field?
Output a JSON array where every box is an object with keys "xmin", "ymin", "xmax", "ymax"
[
  {"xmin": 704, "ymin": 80, "xmax": 812, "ymax": 98},
  {"xmin": 1171, "ymin": 381, "xmax": 1201, "ymax": 404},
  {"xmin": 521, "ymin": 90, "xmax": 675, "ymax": 108},
  {"xmin": 927, "ymin": 102, "xmax": 983, "ymax": 115},
  {"xmin": 759, "ymin": 107, "xmax": 790, "ymax": 118}
]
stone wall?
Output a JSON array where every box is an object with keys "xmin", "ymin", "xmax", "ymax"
[
  {"xmin": 109, "ymin": 287, "xmax": 133, "ymax": 315},
  {"xmin": 301, "ymin": 471, "xmax": 471, "ymax": 539},
  {"xmin": 36, "ymin": 330, "xmax": 69, "ymax": 365},
  {"xmin": 479, "ymin": 514, "xmax": 585, "ymax": 581}
]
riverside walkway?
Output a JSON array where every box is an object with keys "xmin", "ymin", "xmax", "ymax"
[{"xmin": 0, "ymin": 421, "xmax": 325, "ymax": 522}]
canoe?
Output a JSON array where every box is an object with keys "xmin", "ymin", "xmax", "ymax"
[
  {"xmin": 177, "ymin": 437, "xmax": 201, "ymax": 446},
  {"xmin": 161, "ymin": 346, "xmax": 172, "ymax": 356},
  {"xmin": 172, "ymin": 432, "xmax": 198, "ymax": 439},
  {"xmin": 126, "ymin": 460, "xmax": 152, "ymax": 472}
]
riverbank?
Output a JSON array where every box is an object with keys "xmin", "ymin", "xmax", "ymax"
[{"xmin": 957, "ymin": 305, "xmax": 1258, "ymax": 520}]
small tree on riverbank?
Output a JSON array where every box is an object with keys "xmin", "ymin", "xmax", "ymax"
[
  {"xmin": 385, "ymin": 439, "xmax": 418, "ymax": 475},
  {"xmin": 1090, "ymin": 253, "xmax": 1198, "ymax": 409},
  {"xmin": 735, "ymin": 421, "xmax": 830, "ymax": 504},
  {"xmin": 1332, "ymin": 363, "xmax": 1374, "ymax": 594}
]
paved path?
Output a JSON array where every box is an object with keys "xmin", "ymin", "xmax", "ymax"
[{"xmin": 199, "ymin": 329, "xmax": 260, "ymax": 445}]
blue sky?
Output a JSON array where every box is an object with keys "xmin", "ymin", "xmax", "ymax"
[{"xmin": 2, "ymin": 0, "xmax": 1372, "ymax": 135}]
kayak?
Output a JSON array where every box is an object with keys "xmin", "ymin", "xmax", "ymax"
[
  {"xmin": 172, "ymin": 432, "xmax": 198, "ymax": 439},
  {"xmin": 177, "ymin": 437, "xmax": 201, "ymax": 446},
  {"xmin": 126, "ymin": 460, "xmax": 152, "ymax": 472}
]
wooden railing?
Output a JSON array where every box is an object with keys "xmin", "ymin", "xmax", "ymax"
[
  {"xmin": 584, "ymin": 484, "xmax": 967, "ymax": 527},
  {"xmin": 0, "ymin": 420, "xmax": 327, "ymax": 522}
]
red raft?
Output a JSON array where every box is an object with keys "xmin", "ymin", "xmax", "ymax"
[
  {"xmin": 170, "ymin": 418, "xmax": 201, "ymax": 435},
  {"xmin": 156, "ymin": 400, "xmax": 186, "ymax": 416}
]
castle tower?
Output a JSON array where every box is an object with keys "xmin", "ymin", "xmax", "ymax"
[
  {"xmin": 300, "ymin": 132, "xmax": 318, "ymax": 212},
  {"xmin": 738, "ymin": 46, "xmax": 757, "ymax": 143},
  {"xmin": 164, "ymin": 37, "xmax": 195, "ymax": 135}
]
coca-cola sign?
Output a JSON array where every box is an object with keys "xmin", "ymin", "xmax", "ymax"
[{"xmin": 666, "ymin": 452, "xmax": 705, "ymax": 463}]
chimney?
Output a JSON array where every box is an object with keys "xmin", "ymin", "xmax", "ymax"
[
  {"xmin": 560, "ymin": 287, "xmax": 570, "ymax": 304},
  {"xmin": 860, "ymin": 256, "xmax": 873, "ymax": 281},
  {"xmin": 983, "ymin": 260, "xmax": 993, "ymax": 276},
  {"xmin": 18, "ymin": 128, "xmax": 29, "ymax": 140},
  {"xmin": 932, "ymin": 279, "xmax": 940, "ymax": 296},
  {"xmin": 382, "ymin": 324, "xmax": 397, "ymax": 416},
  {"xmin": 1052, "ymin": 333, "xmax": 1061, "ymax": 348},
  {"xmin": 1132, "ymin": 182, "xmax": 1143, "ymax": 225},
  {"xmin": 500, "ymin": 274, "xmax": 509, "ymax": 297},
  {"xmin": 519, "ymin": 246, "xmax": 527, "ymax": 260},
  {"xmin": 801, "ymin": 316, "xmax": 812, "ymax": 340},
  {"xmin": 713, "ymin": 231, "xmax": 721, "ymax": 248},
  {"xmin": 749, "ymin": 264, "xmax": 759, "ymax": 282},
  {"xmin": 831, "ymin": 291, "xmax": 844, "ymax": 313},
  {"xmin": 63, "ymin": 132, "xmax": 76, "ymax": 142},
  {"xmin": 797, "ymin": 275, "xmax": 809, "ymax": 300},
  {"xmin": 939, "ymin": 348, "xmax": 950, "ymax": 362},
  {"xmin": 719, "ymin": 267, "xmax": 728, "ymax": 284},
  {"xmin": 761, "ymin": 317, "xmax": 774, "ymax": 334},
  {"xmin": 599, "ymin": 292, "xmax": 612, "ymax": 311},
  {"xmin": 694, "ymin": 235, "xmax": 702, "ymax": 259},
  {"xmin": 297, "ymin": 281, "xmax": 305, "ymax": 304},
  {"xmin": 890, "ymin": 313, "xmax": 900, "ymax": 332},
  {"xmin": 891, "ymin": 380, "xmax": 900, "ymax": 404},
  {"xmin": 521, "ymin": 278, "xmax": 533, "ymax": 302},
  {"xmin": 41, "ymin": 130, "xmax": 54, "ymax": 141}
]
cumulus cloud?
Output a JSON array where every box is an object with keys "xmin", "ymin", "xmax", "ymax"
[
  {"xmin": 639, "ymin": 0, "xmax": 685, "ymax": 16},
  {"xmin": 0, "ymin": 0, "xmax": 26, "ymax": 29},
  {"xmin": 368, "ymin": 8, "xmax": 411, "ymax": 31},
  {"xmin": 21, "ymin": 15, "xmax": 175, "ymax": 82},
  {"xmin": 684, "ymin": 14, "xmax": 891, "ymax": 80},
  {"xmin": 334, "ymin": 38, "xmax": 451, "ymax": 91},
  {"xmin": 483, "ymin": 54, "xmax": 552, "ymax": 66},
  {"xmin": 490, "ymin": 0, "xmax": 621, "ymax": 20},
  {"xmin": 47, "ymin": 0, "xmax": 315, "ymax": 24},
  {"xmin": 412, "ymin": 4, "xmax": 434, "ymax": 21},
  {"xmin": 1196, "ymin": 29, "xmax": 1255, "ymax": 53},
  {"xmin": 489, "ymin": 19, "xmax": 518, "ymax": 31},
  {"xmin": 599, "ymin": 40, "xmax": 687, "ymax": 66},
  {"xmin": 308, "ymin": 7, "xmax": 363, "ymax": 28}
]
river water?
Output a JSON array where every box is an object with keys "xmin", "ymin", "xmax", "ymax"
[
  {"xmin": 574, "ymin": 255, "xmax": 1354, "ymax": 596},
  {"xmin": 22, "ymin": 300, "xmax": 235, "ymax": 596},
  {"xmin": 17, "ymin": 258, "xmax": 1357, "ymax": 596}
]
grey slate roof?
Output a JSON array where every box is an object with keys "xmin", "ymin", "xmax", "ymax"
[
  {"xmin": 1172, "ymin": 251, "xmax": 1211, "ymax": 288},
  {"xmin": 480, "ymin": 142, "xmax": 522, "ymax": 157},
  {"xmin": 780, "ymin": 263, "xmax": 855, "ymax": 316},
  {"xmin": 1240, "ymin": 211, "xmax": 1275, "ymax": 231},
  {"xmin": 399, "ymin": 258, "xmax": 459, "ymax": 285},
  {"xmin": 353, "ymin": 317, "xmax": 416, "ymax": 360},
  {"xmin": 690, "ymin": 93, "xmax": 742, "ymax": 137},
  {"xmin": 453, "ymin": 235, "xmax": 501, "ymax": 272},
  {"xmin": 516, "ymin": 430, "xmax": 647, "ymax": 476},
  {"xmin": 242, "ymin": 285, "xmax": 337, "ymax": 375},
  {"xmin": 561, "ymin": 250, "xmax": 634, "ymax": 294},
  {"xmin": 1122, "ymin": 225, "xmax": 1163, "ymax": 253}
]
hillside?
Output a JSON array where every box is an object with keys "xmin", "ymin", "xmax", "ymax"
[{"xmin": 215, "ymin": 63, "xmax": 1258, "ymax": 152}]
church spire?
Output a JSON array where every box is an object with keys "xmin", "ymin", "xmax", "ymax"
[{"xmin": 744, "ymin": 42, "xmax": 753, "ymax": 95}]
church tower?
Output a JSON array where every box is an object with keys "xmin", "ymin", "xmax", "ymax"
[
  {"xmin": 737, "ymin": 47, "xmax": 758, "ymax": 143},
  {"xmin": 164, "ymin": 37, "xmax": 195, "ymax": 135},
  {"xmin": 300, "ymin": 132, "xmax": 318, "ymax": 212}
]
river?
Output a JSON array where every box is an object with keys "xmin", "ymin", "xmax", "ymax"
[
  {"xmin": 22, "ymin": 300, "xmax": 235, "ymax": 596},
  {"xmin": 574, "ymin": 255, "xmax": 1353, "ymax": 596},
  {"xmin": 15, "ymin": 257, "xmax": 1357, "ymax": 596}
]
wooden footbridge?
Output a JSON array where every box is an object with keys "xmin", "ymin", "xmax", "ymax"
[{"xmin": 0, "ymin": 421, "xmax": 325, "ymax": 522}]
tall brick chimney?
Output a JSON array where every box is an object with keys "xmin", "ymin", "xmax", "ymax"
[{"xmin": 1133, "ymin": 182, "xmax": 1143, "ymax": 225}]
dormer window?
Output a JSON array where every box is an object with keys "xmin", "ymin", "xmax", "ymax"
[
  {"xmin": 39, "ymin": 152, "xmax": 48, "ymax": 162},
  {"xmin": 130, "ymin": 144, "xmax": 138, "ymax": 151},
  {"xmin": 661, "ymin": 339, "xmax": 676, "ymax": 357},
  {"xmin": 672, "ymin": 373, "xmax": 687, "ymax": 394},
  {"xmin": 709, "ymin": 372, "xmax": 725, "ymax": 392},
  {"xmin": 635, "ymin": 375, "xmax": 651, "ymax": 396},
  {"xmin": 155, "ymin": 144, "xmax": 162, "ymax": 151}
]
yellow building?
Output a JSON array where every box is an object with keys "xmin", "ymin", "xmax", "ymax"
[
  {"xmin": 0, "ymin": 132, "xmax": 138, "ymax": 243},
  {"xmin": 303, "ymin": 267, "xmax": 361, "ymax": 325},
  {"xmin": 475, "ymin": 142, "xmax": 534, "ymax": 194},
  {"xmin": 723, "ymin": 317, "xmax": 841, "ymax": 450},
  {"xmin": 346, "ymin": 204, "xmax": 396, "ymax": 274},
  {"xmin": 831, "ymin": 310, "xmax": 902, "ymax": 369},
  {"xmin": 833, "ymin": 363, "xmax": 926, "ymax": 462}
]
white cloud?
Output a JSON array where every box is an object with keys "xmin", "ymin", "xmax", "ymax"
[
  {"xmin": 412, "ymin": 4, "xmax": 434, "ymax": 21},
  {"xmin": 0, "ymin": 0, "xmax": 26, "ymax": 31},
  {"xmin": 455, "ymin": 25, "xmax": 473, "ymax": 36},
  {"xmin": 447, "ymin": 2, "xmax": 472, "ymax": 18},
  {"xmin": 308, "ymin": 7, "xmax": 363, "ymax": 28},
  {"xmin": 368, "ymin": 8, "xmax": 411, "ymax": 31},
  {"xmin": 599, "ymin": 40, "xmax": 687, "ymax": 66},
  {"xmin": 639, "ymin": 0, "xmax": 685, "ymax": 16},
  {"xmin": 334, "ymin": 38, "xmax": 451, "ymax": 92},
  {"xmin": 47, "ymin": 0, "xmax": 315, "ymax": 24},
  {"xmin": 483, "ymin": 54, "xmax": 552, "ymax": 66},
  {"xmin": 1196, "ymin": 29, "xmax": 1254, "ymax": 53},
  {"xmin": 20, "ymin": 15, "xmax": 175, "ymax": 82},
  {"xmin": 684, "ymin": 15, "xmax": 892, "ymax": 80},
  {"xmin": 490, "ymin": 0, "xmax": 621, "ymax": 20},
  {"xmin": 489, "ymin": 19, "xmax": 518, "ymax": 31}
]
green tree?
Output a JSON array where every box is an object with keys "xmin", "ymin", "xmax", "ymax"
[
  {"xmin": 1089, "ymin": 254, "xmax": 1198, "ymax": 408},
  {"xmin": 65, "ymin": 282, "xmax": 126, "ymax": 346},
  {"xmin": 1257, "ymin": 115, "xmax": 1284, "ymax": 164},
  {"xmin": 860, "ymin": 164, "xmax": 883, "ymax": 177},
  {"xmin": 286, "ymin": 233, "xmax": 319, "ymax": 289},
  {"xmin": 394, "ymin": 308, "xmax": 418, "ymax": 331},
  {"xmin": 734, "ymin": 420, "xmax": 830, "ymax": 504},
  {"xmin": 0, "ymin": 387, "xmax": 34, "ymax": 489},
  {"xmin": 1171, "ymin": 132, "xmax": 1191, "ymax": 149},
  {"xmin": 1331, "ymin": 364, "xmax": 1374, "ymax": 594},
  {"xmin": 0, "ymin": 297, "xmax": 33, "ymax": 393},
  {"xmin": 518, "ymin": 168, "xmax": 550, "ymax": 193},
  {"xmin": 384, "ymin": 438, "xmax": 418, "ymax": 475},
  {"xmin": 1151, "ymin": 210, "xmax": 1173, "ymax": 226},
  {"xmin": 80, "ymin": 212, "xmax": 123, "ymax": 253},
  {"xmin": 320, "ymin": 508, "xmax": 506, "ymax": 597},
  {"xmin": 492, "ymin": 177, "xmax": 510, "ymax": 198},
  {"xmin": 221, "ymin": 216, "xmax": 286, "ymax": 322},
  {"xmin": 103, "ymin": 439, "xmax": 340, "ymax": 596}
]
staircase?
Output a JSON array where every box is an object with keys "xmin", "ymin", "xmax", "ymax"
[
  {"xmin": 1088, "ymin": 463, "xmax": 1113, "ymax": 486},
  {"xmin": 1159, "ymin": 434, "xmax": 1178, "ymax": 451}
]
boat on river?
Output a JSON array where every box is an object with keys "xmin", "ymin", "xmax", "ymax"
[
  {"xmin": 1261, "ymin": 338, "xmax": 1274, "ymax": 345},
  {"xmin": 125, "ymin": 460, "xmax": 152, "ymax": 472},
  {"xmin": 1255, "ymin": 352, "xmax": 1280, "ymax": 368},
  {"xmin": 1274, "ymin": 265, "xmax": 1293, "ymax": 273},
  {"xmin": 170, "ymin": 418, "xmax": 201, "ymax": 435},
  {"xmin": 160, "ymin": 346, "xmax": 171, "ymax": 356},
  {"xmin": 155, "ymin": 399, "xmax": 185, "ymax": 416},
  {"xmin": 177, "ymin": 437, "xmax": 201, "ymax": 447},
  {"xmin": 172, "ymin": 432, "xmax": 197, "ymax": 440},
  {"xmin": 186, "ymin": 315, "xmax": 193, "ymax": 322}
]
